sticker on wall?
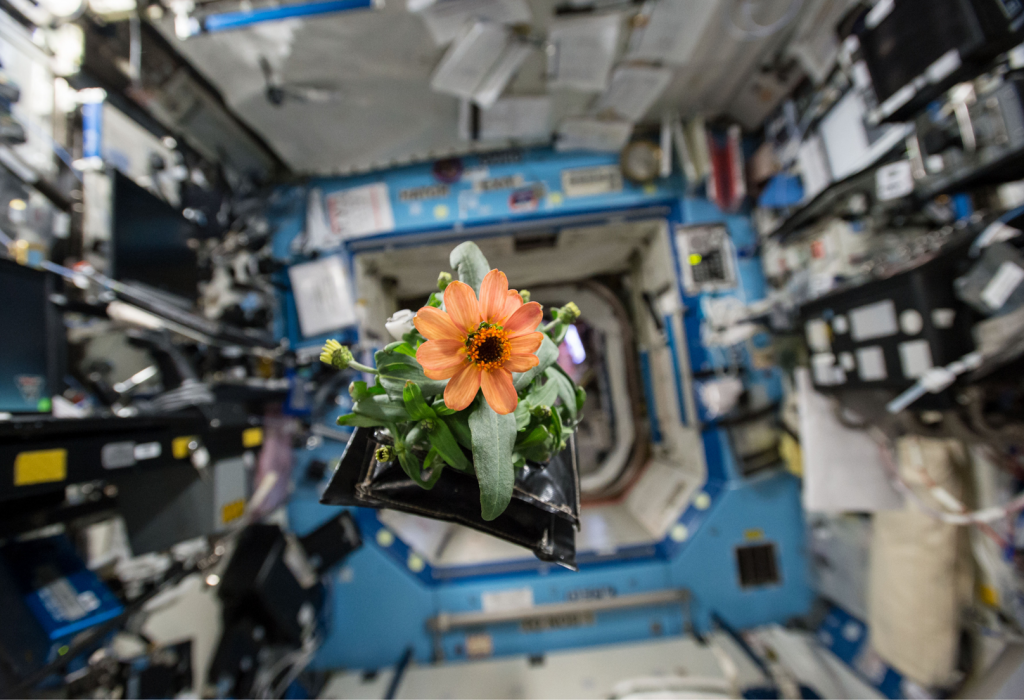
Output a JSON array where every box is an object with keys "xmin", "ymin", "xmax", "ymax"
[
  {"xmin": 398, "ymin": 184, "xmax": 450, "ymax": 202},
  {"xmin": 324, "ymin": 183, "xmax": 395, "ymax": 239},
  {"xmin": 473, "ymin": 174, "xmax": 524, "ymax": 193},
  {"xmin": 561, "ymin": 165, "xmax": 623, "ymax": 198},
  {"xmin": 509, "ymin": 184, "xmax": 543, "ymax": 212},
  {"xmin": 432, "ymin": 157, "xmax": 463, "ymax": 183}
]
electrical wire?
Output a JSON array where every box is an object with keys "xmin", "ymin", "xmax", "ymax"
[{"xmin": 870, "ymin": 425, "xmax": 1024, "ymax": 527}]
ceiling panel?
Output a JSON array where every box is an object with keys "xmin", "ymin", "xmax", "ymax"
[{"xmin": 154, "ymin": 0, "xmax": 820, "ymax": 176}]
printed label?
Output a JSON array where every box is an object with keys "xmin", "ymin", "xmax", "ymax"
[
  {"xmin": 398, "ymin": 184, "xmax": 450, "ymax": 202},
  {"xmin": 981, "ymin": 261, "xmax": 1024, "ymax": 310},
  {"xmin": 101, "ymin": 441, "xmax": 136, "ymax": 469},
  {"xmin": 134, "ymin": 442, "xmax": 162, "ymax": 461},
  {"xmin": 561, "ymin": 165, "xmax": 623, "ymax": 198},
  {"xmin": 473, "ymin": 174, "xmax": 524, "ymax": 193},
  {"xmin": 481, "ymin": 587, "xmax": 534, "ymax": 612}
]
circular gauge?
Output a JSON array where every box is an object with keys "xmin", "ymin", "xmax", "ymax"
[{"xmin": 620, "ymin": 141, "xmax": 663, "ymax": 184}]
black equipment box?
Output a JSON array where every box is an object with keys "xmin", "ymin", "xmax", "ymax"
[
  {"xmin": 858, "ymin": 0, "xmax": 1024, "ymax": 123},
  {"xmin": 800, "ymin": 247, "xmax": 976, "ymax": 399}
]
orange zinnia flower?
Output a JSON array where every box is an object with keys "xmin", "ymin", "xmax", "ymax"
[{"xmin": 414, "ymin": 269, "xmax": 543, "ymax": 415}]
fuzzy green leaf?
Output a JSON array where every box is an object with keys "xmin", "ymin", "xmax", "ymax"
[
  {"xmin": 516, "ymin": 424, "xmax": 550, "ymax": 449},
  {"xmin": 513, "ymin": 401, "xmax": 532, "ymax": 431},
  {"xmin": 419, "ymin": 448, "xmax": 446, "ymax": 488},
  {"xmin": 513, "ymin": 334, "xmax": 559, "ymax": 391},
  {"xmin": 350, "ymin": 396, "xmax": 410, "ymax": 423},
  {"xmin": 431, "ymin": 396, "xmax": 456, "ymax": 416},
  {"xmin": 526, "ymin": 376, "xmax": 559, "ymax": 408},
  {"xmin": 336, "ymin": 413, "xmax": 386, "ymax": 428},
  {"xmin": 384, "ymin": 341, "xmax": 417, "ymax": 358},
  {"xmin": 545, "ymin": 367, "xmax": 578, "ymax": 422},
  {"xmin": 427, "ymin": 419, "xmax": 470, "ymax": 471},
  {"xmin": 449, "ymin": 241, "xmax": 491, "ymax": 295},
  {"xmin": 469, "ymin": 401, "xmax": 517, "ymax": 521},
  {"xmin": 402, "ymin": 381, "xmax": 436, "ymax": 422},
  {"xmin": 442, "ymin": 413, "xmax": 473, "ymax": 450}
]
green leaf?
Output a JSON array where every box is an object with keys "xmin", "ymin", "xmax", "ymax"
[
  {"xmin": 419, "ymin": 448, "xmax": 446, "ymax": 488},
  {"xmin": 550, "ymin": 403, "xmax": 565, "ymax": 452},
  {"xmin": 513, "ymin": 335, "xmax": 559, "ymax": 391},
  {"xmin": 375, "ymin": 348, "xmax": 419, "ymax": 366},
  {"xmin": 449, "ymin": 241, "xmax": 491, "ymax": 295},
  {"xmin": 336, "ymin": 413, "xmax": 386, "ymax": 428},
  {"xmin": 545, "ymin": 367, "xmax": 578, "ymax": 422},
  {"xmin": 384, "ymin": 341, "xmax": 417, "ymax": 358},
  {"xmin": 349, "ymin": 380, "xmax": 385, "ymax": 402},
  {"xmin": 548, "ymin": 322, "xmax": 569, "ymax": 345},
  {"xmin": 427, "ymin": 419, "xmax": 470, "ymax": 471},
  {"xmin": 575, "ymin": 385, "xmax": 587, "ymax": 412},
  {"xmin": 432, "ymin": 396, "xmax": 456, "ymax": 416},
  {"xmin": 469, "ymin": 401, "xmax": 517, "ymax": 521},
  {"xmin": 513, "ymin": 401, "xmax": 531, "ymax": 431},
  {"xmin": 396, "ymin": 446, "xmax": 422, "ymax": 482},
  {"xmin": 442, "ymin": 413, "xmax": 473, "ymax": 450},
  {"xmin": 526, "ymin": 375, "xmax": 559, "ymax": 408},
  {"xmin": 350, "ymin": 396, "xmax": 410, "ymax": 423},
  {"xmin": 516, "ymin": 424, "xmax": 550, "ymax": 449},
  {"xmin": 403, "ymin": 381, "xmax": 436, "ymax": 422}
]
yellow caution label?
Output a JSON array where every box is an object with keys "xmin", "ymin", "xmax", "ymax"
[
  {"xmin": 14, "ymin": 448, "xmax": 67, "ymax": 486},
  {"xmin": 221, "ymin": 499, "xmax": 246, "ymax": 525},
  {"xmin": 980, "ymin": 583, "xmax": 1000, "ymax": 607},
  {"xmin": 172, "ymin": 436, "xmax": 197, "ymax": 459},
  {"xmin": 242, "ymin": 427, "xmax": 264, "ymax": 448},
  {"xmin": 744, "ymin": 528, "xmax": 765, "ymax": 541}
]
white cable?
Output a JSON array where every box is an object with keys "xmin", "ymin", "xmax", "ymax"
[
  {"xmin": 886, "ymin": 351, "xmax": 984, "ymax": 414},
  {"xmin": 871, "ymin": 427, "xmax": 1024, "ymax": 525}
]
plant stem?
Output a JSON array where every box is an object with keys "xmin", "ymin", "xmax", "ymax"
[{"xmin": 350, "ymin": 361, "xmax": 379, "ymax": 374}]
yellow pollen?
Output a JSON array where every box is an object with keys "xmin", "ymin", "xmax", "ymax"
[{"xmin": 466, "ymin": 325, "xmax": 511, "ymax": 370}]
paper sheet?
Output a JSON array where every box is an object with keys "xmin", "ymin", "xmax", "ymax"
[
  {"xmin": 288, "ymin": 256, "xmax": 358, "ymax": 338},
  {"xmin": 431, "ymin": 21, "xmax": 511, "ymax": 100},
  {"xmin": 547, "ymin": 13, "xmax": 620, "ymax": 92},
  {"xmin": 797, "ymin": 368, "xmax": 904, "ymax": 512},
  {"xmin": 415, "ymin": 0, "xmax": 531, "ymax": 46},
  {"xmin": 555, "ymin": 117, "xmax": 632, "ymax": 152},
  {"xmin": 594, "ymin": 65, "xmax": 673, "ymax": 123},
  {"xmin": 626, "ymin": 0, "xmax": 718, "ymax": 65},
  {"xmin": 324, "ymin": 182, "xmax": 395, "ymax": 239},
  {"xmin": 472, "ymin": 40, "xmax": 533, "ymax": 109},
  {"xmin": 478, "ymin": 96, "xmax": 551, "ymax": 140}
]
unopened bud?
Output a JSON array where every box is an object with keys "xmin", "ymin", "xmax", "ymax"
[
  {"xmin": 437, "ymin": 271, "xmax": 452, "ymax": 291},
  {"xmin": 375, "ymin": 445, "xmax": 394, "ymax": 463},
  {"xmin": 558, "ymin": 302, "xmax": 580, "ymax": 324},
  {"xmin": 519, "ymin": 289, "xmax": 531, "ymax": 303},
  {"xmin": 531, "ymin": 405, "xmax": 551, "ymax": 419},
  {"xmin": 320, "ymin": 339, "xmax": 353, "ymax": 371}
]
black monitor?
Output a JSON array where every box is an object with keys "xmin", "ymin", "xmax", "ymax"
[
  {"xmin": 0, "ymin": 258, "xmax": 60, "ymax": 413},
  {"xmin": 110, "ymin": 170, "xmax": 199, "ymax": 302}
]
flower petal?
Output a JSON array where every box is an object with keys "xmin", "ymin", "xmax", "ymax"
[
  {"xmin": 425, "ymin": 363, "xmax": 466, "ymax": 380},
  {"xmin": 414, "ymin": 306, "xmax": 464, "ymax": 342},
  {"xmin": 444, "ymin": 280, "xmax": 482, "ymax": 333},
  {"xmin": 500, "ymin": 289, "xmax": 523, "ymax": 323},
  {"xmin": 505, "ymin": 302, "xmax": 543, "ymax": 336},
  {"xmin": 504, "ymin": 353, "xmax": 539, "ymax": 372},
  {"xmin": 479, "ymin": 269, "xmax": 509, "ymax": 324},
  {"xmin": 480, "ymin": 369, "xmax": 518, "ymax": 415},
  {"xmin": 444, "ymin": 363, "xmax": 481, "ymax": 411},
  {"xmin": 509, "ymin": 332, "xmax": 544, "ymax": 356},
  {"xmin": 416, "ymin": 339, "xmax": 467, "ymax": 371}
]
